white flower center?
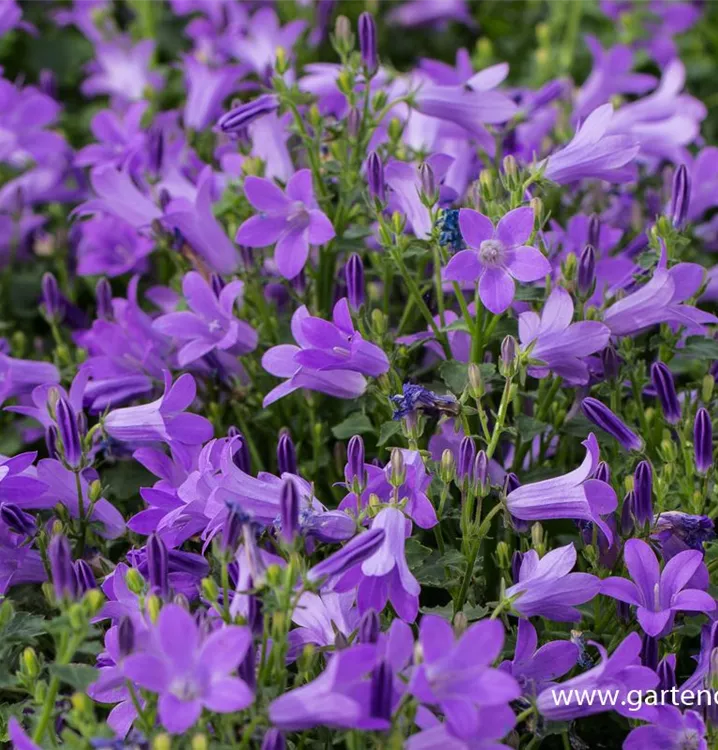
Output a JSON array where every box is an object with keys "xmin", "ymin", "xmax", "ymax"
[
  {"xmin": 208, "ymin": 319, "xmax": 223, "ymax": 334},
  {"xmin": 653, "ymin": 582, "xmax": 661, "ymax": 611},
  {"xmin": 287, "ymin": 201, "xmax": 310, "ymax": 231},
  {"xmin": 678, "ymin": 730, "xmax": 700, "ymax": 750},
  {"xmin": 479, "ymin": 239, "xmax": 505, "ymax": 266},
  {"xmin": 170, "ymin": 676, "xmax": 201, "ymax": 701}
]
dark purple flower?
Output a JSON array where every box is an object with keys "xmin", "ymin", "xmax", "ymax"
[
  {"xmin": 0, "ymin": 503, "xmax": 35, "ymax": 537},
  {"xmin": 651, "ymin": 362, "xmax": 681, "ymax": 424},
  {"xmin": 307, "ymin": 528, "xmax": 385, "ymax": 583},
  {"xmin": 49, "ymin": 534, "xmax": 75, "ymax": 601},
  {"xmin": 358, "ymin": 12, "xmax": 378, "ymax": 74},
  {"xmin": 694, "ymin": 407, "xmax": 712, "ymax": 474},
  {"xmin": 633, "ymin": 461, "xmax": 653, "ymax": 527},
  {"xmin": 345, "ymin": 253, "xmax": 365, "ymax": 311},
  {"xmin": 670, "ymin": 163, "xmax": 691, "ymax": 228},
  {"xmin": 56, "ymin": 397, "xmax": 82, "ymax": 469},
  {"xmin": 366, "ymin": 151, "xmax": 385, "ymax": 203},
  {"xmin": 277, "ymin": 432, "xmax": 297, "ymax": 475},
  {"xmin": 147, "ymin": 533, "xmax": 170, "ymax": 599},
  {"xmin": 581, "ymin": 397, "xmax": 643, "ymax": 451},
  {"xmin": 390, "ymin": 383, "xmax": 458, "ymax": 421},
  {"xmin": 653, "ymin": 511, "xmax": 715, "ymax": 551},
  {"xmin": 577, "ymin": 244, "xmax": 596, "ymax": 295},
  {"xmin": 280, "ymin": 479, "xmax": 299, "ymax": 543}
]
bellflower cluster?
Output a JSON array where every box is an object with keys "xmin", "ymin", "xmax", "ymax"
[{"xmin": 4, "ymin": 3, "xmax": 718, "ymax": 749}]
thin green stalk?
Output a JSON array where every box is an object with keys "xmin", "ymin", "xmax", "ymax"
[{"xmin": 486, "ymin": 377, "xmax": 514, "ymax": 459}]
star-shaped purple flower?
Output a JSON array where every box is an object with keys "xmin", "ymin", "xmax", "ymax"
[{"xmin": 443, "ymin": 207, "xmax": 550, "ymax": 314}]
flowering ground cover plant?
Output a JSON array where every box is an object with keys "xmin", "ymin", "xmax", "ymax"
[{"xmin": 3, "ymin": 0, "xmax": 718, "ymax": 748}]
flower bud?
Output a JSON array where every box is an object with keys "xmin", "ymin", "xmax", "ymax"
[
  {"xmin": 657, "ymin": 654, "xmax": 676, "ymax": 692},
  {"xmin": 358, "ymin": 12, "xmax": 378, "ymax": 75},
  {"xmin": 640, "ymin": 634, "xmax": 658, "ymax": 671},
  {"xmin": 439, "ymin": 448, "xmax": 455, "ymax": 484},
  {"xmin": 702, "ymin": 374, "xmax": 714, "ymax": 404},
  {"xmin": 277, "ymin": 432, "xmax": 297, "ymax": 475},
  {"xmin": 279, "ymin": 479, "xmax": 300, "ymax": 543},
  {"xmin": 42, "ymin": 272, "xmax": 63, "ymax": 322},
  {"xmin": 118, "ymin": 615, "xmax": 135, "ymax": 658},
  {"xmin": 473, "ymin": 450, "xmax": 488, "ymax": 493},
  {"xmin": 369, "ymin": 660, "xmax": 393, "ymax": 722},
  {"xmin": 458, "ymin": 437, "xmax": 476, "ymax": 484},
  {"xmin": 651, "ymin": 362, "xmax": 681, "ymax": 424},
  {"xmin": 345, "ymin": 253, "xmax": 365, "ymax": 311},
  {"xmin": 621, "ymin": 491, "xmax": 635, "ymax": 536},
  {"xmin": 333, "ymin": 15, "xmax": 354, "ymax": 54},
  {"xmin": 694, "ymin": 407, "xmax": 713, "ymax": 474},
  {"xmin": 73, "ymin": 560, "xmax": 96, "ymax": 595},
  {"xmin": 418, "ymin": 162, "xmax": 436, "ymax": 205},
  {"xmin": 367, "ymin": 151, "xmax": 386, "ymax": 203},
  {"xmin": 358, "ymin": 609, "xmax": 380, "ymax": 644},
  {"xmin": 601, "ymin": 344, "xmax": 619, "ymax": 381},
  {"xmin": 23, "ymin": 647, "xmax": 40, "ymax": 678},
  {"xmin": 510, "ymin": 550, "xmax": 523, "ymax": 583},
  {"xmin": 669, "ymin": 163, "xmax": 690, "ymax": 229},
  {"xmin": 56, "ymin": 397, "xmax": 82, "ymax": 469},
  {"xmin": 45, "ymin": 424, "xmax": 59, "ymax": 460},
  {"xmin": 468, "ymin": 363, "xmax": 484, "ymax": 398},
  {"xmin": 346, "ymin": 435, "xmax": 366, "ymax": 492},
  {"xmin": 0, "ymin": 503, "xmax": 36, "ymax": 536},
  {"xmin": 633, "ymin": 461, "xmax": 653, "ymax": 528},
  {"xmin": 594, "ymin": 461, "xmax": 610, "ymax": 484},
  {"xmin": 261, "ymin": 729, "xmax": 286, "ymax": 750},
  {"xmin": 499, "ymin": 335, "xmax": 518, "ymax": 377},
  {"xmin": 217, "ymin": 94, "xmax": 279, "ymax": 133},
  {"xmin": 147, "ymin": 533, "xmax": 170, "ymax": 599},
  {"xmin": 125, "ymin": 567, "xmax": 145, "ymax": 595},
  {"xmin": 221, "ymin": 506, "xmax": 244, "ymax": 554},
  {"xmin": 95, "ymin": 278, "xmax": 113, "ymax": 321},
  {"xmin": 587, "ymin": 213, "xmax": 600, "ymax": 248},
  {"xmin": 390, "ymin": 448, "xmax": 405, "ymax": 487},
  {"xmin": 49, "ymin": 535, "xmax": 76, "ymax": 602},
  {"xmin": 239, "ymin": 633, "xmax": 257, "ymax": 689},
  {"xmin": 452, "ymin": 611, "xmax": 468, "ymax": 637},
  {"xmin": 191, "ymin": 735, "xmax": 209, "ymax": 750},
  {"xmin": 228, "ymin": 428, "xmax": 251, "ymax": 473},
  {"xmin": 581, "ymin": 397, "xmax": 643, "ymax": 452},
  {"xmin": 147, "ymin": 123, "xmax": 164, "ymax": 177},
  {"xmin": 577, "ymin": 244, "xmax": 596, "ymax": 296}
]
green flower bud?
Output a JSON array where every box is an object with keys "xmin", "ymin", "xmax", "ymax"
[
  {"xmin": 125, "ymin": 567, "xmax": 146, "ymax": 595},
  {"xmin": 702, "ymin": 374, "xmax": 714, "ymax": 404},
  {"xmin": 440, "ymin": 449, "xmax": 456, "ymax": 484},
  {"xmin": 22, "ymin": 647, "xmax": 40, "ymax": 678}
]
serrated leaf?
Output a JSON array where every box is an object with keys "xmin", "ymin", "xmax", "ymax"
[
  {"xmin": 49, "ymin": 664, "xmax": 98, "ymax": 692},
  {"xmin": 516, "ymin": 414, "xmax": 550, "ymax": 440},
  {"xmin": 420, "ymin": 603, "xmax": 488, "ymax": 621},
  {"xmin": 681, "ymin": 336, "xmax": 718, "ymax": 361},
  {"xmin": 440, "ymin": 361, "xmax": 497, "ymax": 394},
  {"xmin": 331, "ymin": 413, "xmax": 373, "ymax": 439},
  {"xmin": 378, "ymin": 420, "xmax": 402, "ymax": 446}
]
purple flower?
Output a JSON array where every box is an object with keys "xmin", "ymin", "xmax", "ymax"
[
  {"xmin": 536, "ymin": 633, "xmax": 658, "ymax": 720},
  {"xmin": 104, "ymin": 372, "xmax": 213, "ymax": 447},
  {"xmin": 387, "ymin": 0, "xmax": 475, "ymax": 28},
  {"xmin": 624, "ymin": 707, "xmax": 707, "ymax": 750},
  {"xmin": 505, "ymin": 543, "xmax": 601, "ymax": 621},
  {"xmin": 162, "ymin": 166, "xmax": 242, "ymax": 274},
  {"xmin": 217, "ymin": 94, "xmax": 280, "ymax": 133},
  {"xmin": 261, "ymin": 298, "xmax": 389, "ymax": 407},
  {"xmin": 8, "ymin": 718, "xmax": 41, "ymax": 750},
  {"xmin": 499, "ymin": 619, "xmax": 578, "ymax": 696},
  {"xmin": 74, "ymin": 102, "xmax": 147, "ymax": 170},
  {"xmin": 519, "ymin": 287, "xmax": 610, "ymax": 384},
  {"xmin": 183, "ymin": 56, "xmax": 244, "ymax": 131},
  {"xmin": 602, "ymin": 245, "xmax": 718, "ymax": 336},
  {"xmin": 82, "ymin": 39, "xmax": 163, "ymax": 103},
  {"xmin": 235, "ymin": 169, "xmax": 335, "ymax": 280},
  {"xmin": 307, "ymin": 528, "xmax": 385, "ymax": 585},
  {"xmin": 154, "ymin": 271, "xmax": 257, "ymax": 367},
  {"xmin": 542, "ymin": 104, "xmax": 639, "ymax": 184},
  {"xmin": 408, "ymin": 616, "xmax": 520, "ymax": 740},
  {"xmin": 123, "ymin": 604, "xmax": 253, "ymax": 734},
  {"xmin": 601, "ymin": 538, "xmax": 716, "ymax": 637},
  {"xmin": 506, "ymin": 434, "xmax": 617, "ymax": 543},
  {"xmin": 0, "ymin": 519, "xmax": 45, "ymax": 595},
  {"xmin": 694, "ymin": 407, "xmax": 712, "ymax": 475},
  {"xmin": 74, "ymin": 215, "xmax": 153, "ymax": 278},
  {"xmin": 0, "ymin": 354, "xmax": 59, "ymax": 406},
  {"xmin": 581, "ymin": 397, "xmax": 643, "ymax": 452},
  {"xmin": 650, "ymin": 361, "xmax": 681, "ymax": 424},
  {"xmin": 347, "ymin": 506, "xmax": 421, "ymax": 623},
  {"xmin": 443, "ymin": 207, "xmax": 549, "ymax": 314},
  {"xmin": 289, "ymin": 591, "xmax": 360, "ymax": 658},
  {"xmin": 654, "ymin": 511, "xmax": 715, "ymax": 552}
]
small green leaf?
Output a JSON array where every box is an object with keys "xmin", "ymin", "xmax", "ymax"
[
  {"xmin": 681, "ymin": 336, "xmax": 718, "ymax": 361},
  {"xmin": 516, "ymin": 414, "xmax": 550, "ymax": 440},
  {"xmin": 49, "ymin": 664, "xmax": 98, "ymax": 691},
  {"xmin": 420, "ymin": 603, "xmax": 488, "ymax": 621},
  {"xmin": 378, "ymin": 421, "xmax": 402, "ymax": 446},
  {"xmin": 331, "ymin": 413, "xmax": 373, "ymax": 439}
]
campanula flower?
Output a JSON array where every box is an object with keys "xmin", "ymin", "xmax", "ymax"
[
  {"xmin": 624, "ymin": 707, "xmax": 707, "ymax": 750},
  {"xmin": 443, "ymin": 206, "xmax": 550, "ymax": 314}
]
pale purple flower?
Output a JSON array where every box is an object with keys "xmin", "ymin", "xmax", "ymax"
[
  {"xmin": 536, "ymin": 632, "xmax": 658, "ymax": 720},
  {"xmin": 506, "ymin": 433, "xmax": 618, "ymax": 543},
  {"xmin": 154, "ymin": 271, "xmax": 257, "ymax": 367},
  {"xmin": 519, "ymin": 287, "xmax": 610, "ymax": 384},
  {"xmin": 506, "ymin": 543, "xmax": 601, "ymax": 621},
  {"xmin": 624, "ymin": 707, "xmax": 707, "ymax": 750},
  {"xmin": 75, "ymin": 214, "xmax": 154, "ymax": 277},
  {"xmin": 82, "ymin": 39, "xmax": 163, "ymax": 103},
  {"xmin": 0, "ymin": 354, "xmax": 59, "ymax": 406},
  {"xmin": 542, "ymin": 104, "xmax": 639, "ymax": 184},
  {"xmin": 601, "ymin": 538, "xmax": 715, "ymax": 637},
  {"xmin": 499, "ymin": 619, "xmax": 578, "ymax": 696},
  {"xmin": 183, "ymin": 55, "xmax": 244, "ymax": 131},
  {"xmin": 387, "ymin": 0, "xmax": 475, "ymax": 28},
  {"xmin": 443, "ymin": 207, "xmax": 550, "ymax": 314},
  {"xmin": 289, "ymin": 591, "xmax": 360, "ymax": 658},
  {"xmin": 74, "ymin": 102, "xmax": 148, "ymax": 169},
  {"xmin": 261, "ymin": 298, "xmax": 389, "ymax": 407},
  {"xmin": 408, "ymin": 616, "xmax": 520, "ymax": 740},
  {"xmin": 8, "ymin": 719, "xmax": 41, "ymax": 750},
  {"xmin": 235, "ymin": 169, "xmax": 335, "ymax": 279},
  {"xmin": 0, "ymin": 1, "xmax": 35, "ymax": 37},
  {"xmin": 0, "ymin": 520, "xmax": 46, "ymax": 595},
  {"xmin": 123, "ymin": 604, "xmax": 253, "ymax": 734},
  {"xmin": 104, "ymin": 372, "xmax": 213, "ymax": 447}
]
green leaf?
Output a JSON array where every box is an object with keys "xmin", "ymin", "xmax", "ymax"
[
  {"xmin": 331, "ymin": 413, "xmax": 373, "ymax": 439},
  {"xmin": 516, "ymin": 414, "xmax": 550, "ymax": 441},
  {"xmin": 377, "ymin": 420, "xmax": 402, "ymax": 446},
  {"xmin": 439, "ymin": 361, "xmax": 497, "ymax": 394},
  {"xmin": 680, "ymin": 336, "xmax": 718, "ymax": 361},
  {"xmin": 420, "ymin": 603, "xmax": 488, "ymax": 621},
  {"xmin": 514, "ymin": 286, "xmax": 545, "ymax": 302},
  {"xmin": 49, "ymin": 664, "xmax": 98, "ymax": 692}
]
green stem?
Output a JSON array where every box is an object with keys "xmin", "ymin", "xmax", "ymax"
[
  {"xmin": 74, "ymin": 470, "xmax": 86, "ymax": 557},
  {"xmin": 486, "ymin": 377, "xmax": 514, "ymax": 459}
]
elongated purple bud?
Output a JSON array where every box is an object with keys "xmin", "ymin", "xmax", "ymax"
[
  {"xmin": 657, "ymin": 654, "xmax": 676, "ymax": 692},
  {"xmin": 279, "ymin": 479, "xmax": 300, "ymax": 543},
  {"xmin": 307, "ymin": 528, "xmax": 385, "ymax": 582},
  {"xmin": 370, "ymin": 660, "xmax": 392, "ymax": 722},
  {"xmin": 577, "ymin": 244, "xmax": 596, "ymax": 295},
  {"xmin": 95, "ymin": 278, "xmax": 113, "ymax": 320},
  {"xmin": 640, "ymin": 634, "xmax": 658, "ymax": 671},
  {"xmin": 0, "ymin": 502, "xmax": 36, "ymax": 536},
  {"xmin": 694, "ymin": 407, "xmax": 713, "ymax": 474},
  {"xmin": 49, "ymin": 535, "xmax": 76, "ymax": 601},
  {"xmin": 367, "ymin": 151, "xmax": 385, "ymax": 203},
  {"xmin": 345, "ymin": 253, "xmax": 365, "ymax": 311},
  {"xmin": 277, "ymin": 432, "xmax": 297, "ymax": 475},
  {"xmin": 418, "ymin": 162, "xmax": 435, "ymax": 200},
  {"xmin": 621, "ymin": 491, "xmax": 635, "ymax": 536},
  {"xmin": 42, "ymin": 272, "xmax": 63, "ymax": 322},
  {"xmin": 56, "ymin": 397, "xmax": 82, "ymax": 469},
  {"xmin": 228, "ymin": 427, "xmax": 251, "ymax": 473},
  {"xmin": 458, "ymin": 436, "xmax": 476, "ymax": 482},
  {"xmin": 246, "ymin": 584, "xmax": 263, "ymax": 636},
  {"xmin": 527, "ymin": 78, "xmax": 567, "ymax": 112},
  {"xmin": 633, "ymin": 461, "xmax": 653, "ymax": 527},
  {"xmin": 581, "ymin": 397, "xmax": 643, "ymax": 452},
  {"xmin": 221, "ymin": 506, "xmax": 244, "ymax": 554},
  {"xmin": 345, "ymin": 435, "xmax": 366, "ymax": 486},
  {"xmin": 601, "ymin": 344, "xmax": 619, "ymax": 381},
  {"xmin": 473, "ymin": 450, "xmax": 488, "ymax": 491},
  {"xmin": 511, "ymin": 550, "xmax": 523, "ymax": 584},
  {"xmin": 210, "ymin": 273, "xmax": 225, "ymax": 298},
  {"xmin": 669, "ymin": 163, "xmax": 690, "ymax": 229},
  {"xmin": 358, "ymin": 12, "xmax": 378, "ymax": 74},
  {"xmin": 147, "ymin": 533, "xmax": 170, "ymax": 598},
  {"xmin": 347, "ymin": 107, "xmax": 361, "ymax": 137},
  {"xmin": 594, "ymin": 461, "xmax": 610, "ymax": 484},
  {"xmin": 147, "ymin": 124, "xmax": 164, "ymax": 176},
  {"xmin": 39, "ymin": 69, "xmax": 57, "ymax": 99},
  {"xmin": 239, "ymin": 632, "xmax": 257, "ymax": 690},
  {"xmin": 118, "ymin": 616, "xmax": 135, "ymax": 658},
  {"xmin": 651, "ymin": 362, "xmax": 681, "ymax": 424},
  {"xmin": 45, "ymin": 425, "xmax": 59, "ymax": 459},
  {"xmin": 74, "ymin": 560, "xmax": 97, "ymax": 594},
  {"xmin": 358, "ymin": 609, "xmax": 380, "ymax": 643},
  {"xmin": 587, "ymin": 213, "xmax": 600, "ymax": 248},
  {"xmin": 217, "ymin": 94, "xmax": 279, "ymax": 133},
  {"xmin": 616, "ymin": 600, "xmax": 631, "ymax": 624},
  {"xmin": 261, "ymin": 729, "xmax": 285, "ymax": 750}
]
